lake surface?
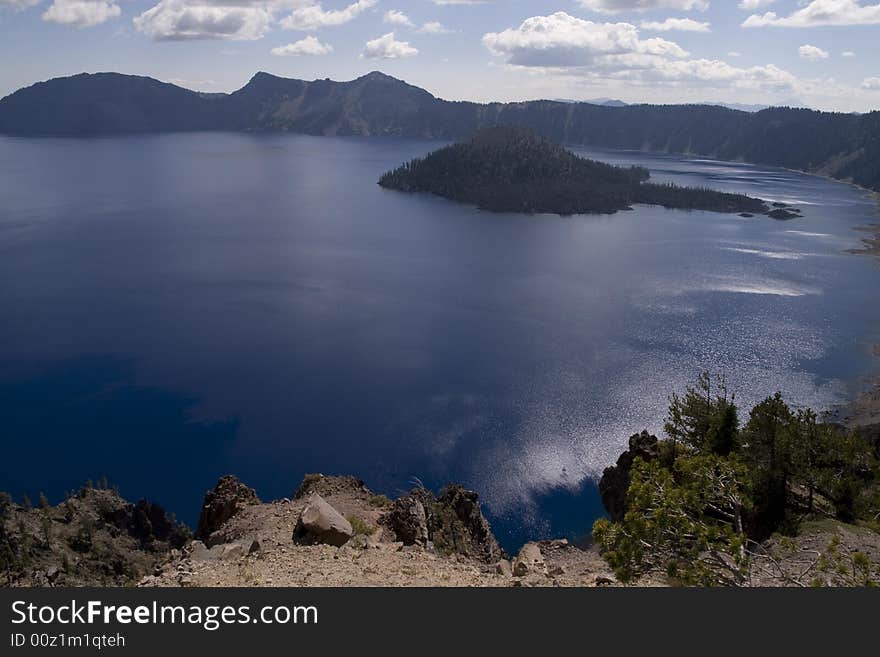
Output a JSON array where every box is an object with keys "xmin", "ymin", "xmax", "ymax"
[{"xmin": 1, "ymin": 133, "xmax": 879, "ymax": 550}]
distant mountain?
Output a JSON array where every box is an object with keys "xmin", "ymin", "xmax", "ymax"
[
  {"xmin": 1, "ymin": 71, "xmax": 879, "ymax": 194},
  {"xmin": 0, "ymin": 73, "xmax": 227, "ymax": 134},
  {"xmin": 553, "ymin": 98, "xmax": 629, "ymax": 107},
  {"xmin": 379, "ymin": 126, "xmax": 769, "ymax": 216},
  {"xmin": 697, "ymin": 102, "xmax": 772, "ymax": 113}
]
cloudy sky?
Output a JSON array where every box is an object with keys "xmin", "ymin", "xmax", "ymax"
[{"xmin": 2, "ymin": 0, "xmax": 880, "ymax": 111}]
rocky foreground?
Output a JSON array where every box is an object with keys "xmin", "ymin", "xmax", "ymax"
[
  {"xmin": 140, "ymin": 474, "xmax": 632, "ymax": 588},
  {"xmin": 4, "ymin": 459, "xmax": 877, "ymax": 587},
  {"xmin": 3, "ymin": 413, "xmax": 879, "ymax": 589},
  {"xmin": 0, "ymin": 472, "xmax": 632, "ymax": 588}
]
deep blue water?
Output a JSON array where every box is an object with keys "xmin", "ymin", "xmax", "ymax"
[{"xmin": 1, "ymin": 133, "xmax": 878, "ymax": 550}]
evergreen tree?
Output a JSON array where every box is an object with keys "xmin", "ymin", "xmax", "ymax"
[
  {"xmin": 664, "ymin": 372, "xmax": 739, "ymax": 457},
  {"xmin": 789, "ymin": 409, "xmax": 830, "ymax": 513},
  {"xmin": 741, "ymin": 393, "xmax": 795, "ymax": 529},
  {"xmin": 593, "ymin": 454, "xmax": 750, "ymax": 586}
]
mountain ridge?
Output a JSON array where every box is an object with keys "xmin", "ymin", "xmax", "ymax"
[{"xmin": 2, "ymin": 71, "xmax": 879, "ymax": 193}]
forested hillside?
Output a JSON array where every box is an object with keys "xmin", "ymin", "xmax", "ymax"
[{"xmin": 1, "ymin": 71, "xmax": 878, "ymax": 193}]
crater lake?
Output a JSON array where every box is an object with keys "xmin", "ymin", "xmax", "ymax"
[{"xmin": 1, "ymin": 133, "xmax": 879, "ymax": 550}]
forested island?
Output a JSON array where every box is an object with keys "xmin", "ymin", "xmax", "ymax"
[{"xmin": 379, "ymin": 127, "xmax": 770, "ymax": 216}]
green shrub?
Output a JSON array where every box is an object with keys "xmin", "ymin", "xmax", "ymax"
[
  {"xmin": 346, "ymin": 515, "xmax": 374, "ymax": 536},
  {"xmin": 368, "ymin": 494, "xmax": 391, "ymax": 508}
]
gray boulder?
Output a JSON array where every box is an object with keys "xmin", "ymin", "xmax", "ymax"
[
  {"xmin": 495, "ymin": 559, "xmax": 513, "ymax": 577},
  {"xmin": 513, "ymin": 543, "xmax": 546, "ymax": 577},
  {"xmin": 220, "ymin": 543, "xmax": 244, "ymax": 561},
  {"xmin": 293, "ymin": 495, "xmax": 353, "ymax": 547}
]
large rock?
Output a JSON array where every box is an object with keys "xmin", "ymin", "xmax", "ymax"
[
  {"xmin": 196, "ymin": 475, "xmax": 260, "ymax": 544},
  {"xmin": 382, "ymin": 496, "xmax": 428, "ymax": 546},
  {"xmin": 293, "ymin": 495, "xmax": 353, "ymax": 547},
  {"xmin": 513, "ymin": 543, "xmax": 546, "ymax": 577},
  {"xmin": 598, "ymin": 431, "xmax": 660, "ymax": 521}
]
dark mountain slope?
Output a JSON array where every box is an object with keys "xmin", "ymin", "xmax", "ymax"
[
  {"xmin": 1, "ymin": 71, "xmax": 878, "ymax": 193},
  {"xmin": 0, "ymin": 72, "xmax": 229, "ymax": 134},
  {"xmin": 228, "ymin": 71, "xmax": 450, "ymax": 136}
]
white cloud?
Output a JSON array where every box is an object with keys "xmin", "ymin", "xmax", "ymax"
[
  {"xmin": 862, "ymin": 77, "xmax": 880, "ymax": 90},
  {"xmin": 841, "ymin": 50, "xmax": 856, "ymax": 57},
  {"xmin": 282, "ymin": 0, "xmax": 376, "ymax": 31},
  {"xmin": 271, "ymin": 35, "xmax": 333, "ymax": 55},
  {"xmin": 430, "ymin": 0, "xmax": 486, "ymax": 4},
  {"xmin": 134, "ymin": 0, "xmax": 272, "ymax": 41},
  {"xmin": 418, "ymin": 21, "xmax": 453, "ymax": 34},
  {"xmin": 483, "ymin": 12, "xmax": 689, "ymax": 68},
  {"xmin": 483, "ymin": 12, "xmax": 798, "ymax": 95},
  {"xmin": 798, "ymin": 44, "xmax": 829, "ymax": 60},
  {"xmin": 42, "ymin": 0, "xmax": 120, "ymax": 26},
  {"xmin": 1, "ymin": 0, "xmax": 41, "ymax": 9},
  {"xmin": 632, "ymin": 59, "xmax": 797, "ymax": 91},
  {"xmin": 744, "ymin": 0, "xmax": 880, "ymax": 27},
  {"xmin": 362, "ymin": 31, "xmax": 418, "ymax": 58},
  {"xmin": 383, "ymin": 9, "xmax": 412, "ymax": 26},
  {"xmin": 577, "ymin": 0, "xmax": 709, "ymax": 12},
  {"xmin": 738, "ymin": 0, "xmax": 774, "ymax": 9},
  {"xmin": 640, "ymin": 18, "xmax": 711, "ymax": 32},
  {"xmin": 728, "ymin": 51, "xmax": 742, "ymax": 57}
]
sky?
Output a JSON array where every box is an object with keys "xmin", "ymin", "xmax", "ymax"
[{"xmin": 1, "ymin": 0, "xmax": 880, "ymax": 112}]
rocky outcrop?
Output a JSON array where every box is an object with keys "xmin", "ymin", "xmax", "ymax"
[
  {"xmin": 599, "ymin": 431, "xmax": 660, "ymax": 521},
  {"xmin": 0, "ymin": 486, "xmax": 189, "ymax": 587},
  {"xmin": 196, "ymin": 475, "xmax": 260, "ymax": 545},
  {"xmin": 110, "ymin": 499, "xmax": 189, "ymax": 550},
  {"xmin": 382, "ymin": 496, "xmax": 428, "ymax": 546},
  {"xmin": 383, "ymin": 485, "xmax": 505, "ymax": 563},
  {"xmin": 293, "ymin": 473, "xmax": 371, "ymax": 500},
  {"xmin": 432, "ymin": 485, "xmax": 505, "ymax": 563},
  {"xmin": 766, "ymin": 208, "xmax": 802, "ymax": 220},
  {"xmin": 293, "ymin": 495, "xmax": 353, "ymax": 547}
]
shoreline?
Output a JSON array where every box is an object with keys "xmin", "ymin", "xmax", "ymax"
[
  {"xmin": 833, "ymin": 177, "xmax": 880, "ymax": 428},
  {"xmin": 847, "ymin": 223, "xmax": 880, "ymax": 258},
  {"xmin": 835, "ymin": 380, "xmax": 880, "ymax": 429},
  {"xmin": 779, "ymin": 165, "xmax": 880, "ymax": 205}
]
